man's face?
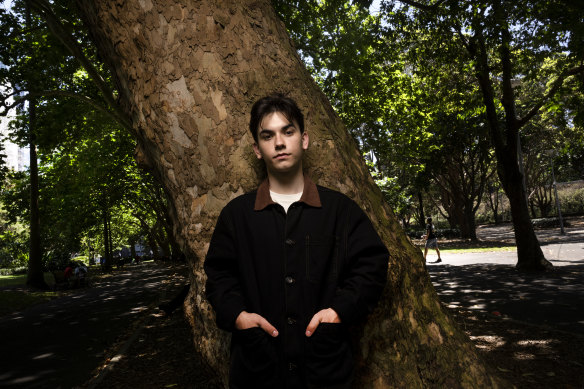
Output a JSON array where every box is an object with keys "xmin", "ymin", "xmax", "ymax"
[{"xmin": 253, "ymin": 111, "xmax": 309, "ymax": 176}]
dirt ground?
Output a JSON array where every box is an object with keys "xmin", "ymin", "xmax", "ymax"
[
  {"xmin": 82, "ymin": 303, "xmax": 584, "ymax": 388},
  {"xmin": 81, "ymin": 218, "xmax": 584, "ymax": 388},
  {"xmin": 82, "ymin": 287, "xmax": 584, "ymax": 388},
  {"xmin": 450, "ymin": 308, "xmax": 584, "ymax": 389}
]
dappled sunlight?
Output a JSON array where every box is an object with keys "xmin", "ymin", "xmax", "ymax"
[
  {"xmin": 449, "ymin": 307, "xmax": 584, "ymax": 387},
  {"xmin": 516, "ymin": 339, "xmax": 557, "ymax": 348},
  {"xmin": 119, "ymin": 306, "xmax": 148, "ymax": 317},
  {"xmin": 468, "ymin": 334, "xmax": 506, "ymax": 349},
  {"xmin": 461, "ymin": 289, "xmax": 493, "ymax": 294},
  {"xmin": 428, "ymin": 263, "xmax": 584, "ymax": 334},
  {"xmin": 0, "ymin": 369, "xmax": 57, "ymax": 386},
  {"xmin": 32, "ymin": 353, "xmax": 54, "ymax": 360},
  {"xmin": 512, "ymin": 352, "xmax": 536, "ymax": 360},
  {"xmin": 431, "ymin": 261, "xmax": 584, "ymax": 388},
  {"xmin": 0, "ymin": 262, "xmax": 188, "ymax": 388}
]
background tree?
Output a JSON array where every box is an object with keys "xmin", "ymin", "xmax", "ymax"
[
  {"xmin": 1, "ymin": 0, "xmax": 165, "ymax": 275},
  {"xmin": 380, "ymin": 0, "xmax": 584, "ymax": 270}
]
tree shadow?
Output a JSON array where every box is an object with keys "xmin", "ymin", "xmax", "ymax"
[
  {"xmin": 429, "ymin": 263, "xmax": 584, "ymax": 388},
  {"xmin": 428, "ymin": 264, "xmax": 584, "ymax": 334}
]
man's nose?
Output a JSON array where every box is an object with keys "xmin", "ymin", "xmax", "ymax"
[{"xmin": 275, "ymin": 133, "xmax": 285, "ymax": 148}]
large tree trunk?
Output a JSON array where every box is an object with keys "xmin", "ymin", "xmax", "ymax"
[
  {"xmin": 499, "ymin": 153, "xmax": 551, "ymax": 271},
  {"xmin": 416, "ymin": 191, "xmax": 425, "ymax": 228},
  {"xmin": 102, "ymin": 206, "xmax": 110, "ymax": 268},
  {"xmin": 77, "ymin": 1, "xmax": 503, "ymax": 386},
  {"xmin": 26, "ymin": 98, "xmax": 48, "ymax": 289},
  {"xmin": 471, "ymin": 5, "xmax": 552, "ymax": 272},
  {"xmin": 25, "ymin": 3, "xmax": 47, "ymax": 290}
]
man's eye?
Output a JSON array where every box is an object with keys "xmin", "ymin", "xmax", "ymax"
[
  {"xmin": 261, "ymin": 134, "xmax": 272, "ymax": 140},
  {"xmin": 286, "ymin": 129, "xmax": 295, "ymax": 135}
]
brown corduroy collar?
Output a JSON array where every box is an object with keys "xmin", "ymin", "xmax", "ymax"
[{"xmin": 254, "ymin": 174, "xmax": 322, "ymax": 211}]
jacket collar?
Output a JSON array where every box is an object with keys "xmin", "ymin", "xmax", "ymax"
[{"xmin": 254, "ymin": 173, "xmax": 322, "ymax": 211}]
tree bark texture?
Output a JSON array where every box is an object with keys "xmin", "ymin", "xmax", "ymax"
[
  {"xmin": 76, "ymin": 1, "xmax": 502, "ymax": 387},
  {"xmin": 26, "ymin": 98, "xmax": 48, "ymax": 289},
  {"xmin": 499, "ymin": 151, "xmax": 552, "ymax": 271}
]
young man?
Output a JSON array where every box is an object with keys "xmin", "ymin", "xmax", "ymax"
[
  {"xmin": 424, "ymin": 217, "xmax": 441, "ymax": 263},
  {"xmin": 204, "ymin": 94, "xmax": 389, "ymax": 389}
]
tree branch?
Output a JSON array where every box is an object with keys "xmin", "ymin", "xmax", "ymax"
[
  {"xmin": 398, "ymin": 0, "xmax": 448, "ymax": 11},
  {"xmin": 2, "ymin": 88, "xmax": 127, "ymax": 125},
  {"xmin": 24, "ymin": 0, "xmax": 132, "ymax": 130},
  {"xmin": 0, "ymin": 89, "xmax": 25, "ymax": 115},
  {"xmin": 516, "ymin": 64, "xmax": 584, "ymax": 129},
  {"xmin": 493, "ymin": 0, "xmax": 519, "ymax": 151}
]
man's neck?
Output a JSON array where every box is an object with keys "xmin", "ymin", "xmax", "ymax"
[{"xmin": 267, "ymin": 167, "xmax": 304, "ymax": 195}]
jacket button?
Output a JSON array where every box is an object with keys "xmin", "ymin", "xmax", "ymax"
[
  {"xmin": 285, "ymin": 276, "xmax": 295, "ymax": 285},
  {"xmin": 285, "ymin": 238, "xmax": 295, "ymax": 246},
  {"xmin": 287, "ymin": 317, "xmax": 296, "ymax": 325}
]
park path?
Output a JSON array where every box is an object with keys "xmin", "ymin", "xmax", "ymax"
[
  {"xmin": 426, "ymin": 221, "xmax": 584, "ymax": 335},
  {"xmin": 0, "ymin": 262, "xmax": 186, "ymax": 389}
]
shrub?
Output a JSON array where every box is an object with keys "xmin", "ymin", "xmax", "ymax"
[
  {"xmin": 559, "ymin": 188, "xmax": 584, "ymax": 216},
  {"xmin": 531, "ymin": 218, "xmax": 571, "ymax": 229}
]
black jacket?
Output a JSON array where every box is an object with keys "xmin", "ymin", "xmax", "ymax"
[{"xmin": 204, "ymin": 176, "xmax": 389, "ymax": 389}]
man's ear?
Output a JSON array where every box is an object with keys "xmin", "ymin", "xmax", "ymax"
[
  {"xmin": 302, "ymin": 131, "xmax": 309, "ymax": 151},
  {"xmin": 253, "ymin": 143, "xmax": 263, "ymax": 159}
]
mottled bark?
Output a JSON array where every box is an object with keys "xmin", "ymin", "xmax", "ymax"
[{"xmin": 76, "ymin": 0, "xmax": 502, "ymax": 387}]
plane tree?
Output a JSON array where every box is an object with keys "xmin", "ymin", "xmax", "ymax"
[{"xmin": 27, "ymin": 0, "xmax": 507, "ymax": 385}]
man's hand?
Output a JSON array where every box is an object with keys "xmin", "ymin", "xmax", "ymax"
[
  {"xmin": 305, "ymin": 308, "xmax": 341, "ymax": 337},
  {"xmin": 235, "ymin": 311, "xmax": 279, "ymax": 337}
]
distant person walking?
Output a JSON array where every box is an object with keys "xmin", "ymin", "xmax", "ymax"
[{"xmin": 424, "ymin": 217, "xmax": 441, "ymax": 263}]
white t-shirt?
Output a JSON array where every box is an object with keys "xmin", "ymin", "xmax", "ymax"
[{"xmin": 270, "ymin": 190, "xmax": 303, "ymax": 213}]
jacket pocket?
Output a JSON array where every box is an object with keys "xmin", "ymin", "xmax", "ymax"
[
  {"xmin": 229, "ymin": 327, "xmax": 279, "ymax": 388},
  {"xmin": 305, "ymin": 234, "xmax": 339, "ymax": 283},
  {"xmin": 305, "ymin": 323, "xmax": 353, "ymax": 387}
]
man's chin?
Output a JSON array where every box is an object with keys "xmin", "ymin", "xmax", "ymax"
[{"xmin": 267, "ymin": 164, "xmax": 302, "ymax": 176}]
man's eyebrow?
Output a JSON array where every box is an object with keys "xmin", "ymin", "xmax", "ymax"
[{"xmin": 260, "ymin": 123, "xmax": 295, "ymax": 133}]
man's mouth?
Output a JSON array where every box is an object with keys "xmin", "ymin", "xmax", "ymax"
[{"xmin": 274, "ymin": 153, "xmax": 290, "ymax": 159}]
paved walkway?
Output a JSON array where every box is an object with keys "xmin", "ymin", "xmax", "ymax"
[
  {"xmin": 426, "ymin": 223, "xmax": 584, "ymax": 335},
  {"xmin": 0, "ymin": 262, "xmax": 186, "ymax": 389}
]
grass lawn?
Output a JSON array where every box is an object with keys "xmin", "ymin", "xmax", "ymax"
[
  {"xmin": 0, "ymin": 272, "xmax": 61, "ymax": 317},
  {"xmin": 0, "ymin": 264, "xmax": 125, "ymax": 317},
  {"xmin": 0, "ymin": 290, "xmax": 60, "ymax": 317},
  {"xmin": 0, "ymin": 272, "xmax": 55, "ymax": 288},
  {"xmin": 439, "ymin": 246, "xmax": 517, "ymax": 254}
]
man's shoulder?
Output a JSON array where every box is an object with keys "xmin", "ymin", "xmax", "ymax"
[
  {"xmin": 223, "ymin": 190, "xmax": 256, "ymax": 210},
  {"xmin": 316, "ymin": 185, "xmax": 357, "ymax": 207}
]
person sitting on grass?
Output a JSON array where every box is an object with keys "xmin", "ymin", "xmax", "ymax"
[
  {"xmin": 424, "ymin": 217, "xmax": 441, "ymax": 263},
  {"xmin": 74, "ymin": 262, "xmax": 88, "ymax": 287}
]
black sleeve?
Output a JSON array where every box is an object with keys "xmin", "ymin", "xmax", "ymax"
[
  {"xmin": 330, "ymin": 201, "xmax": 389, "ymax": 324},
  {"xmin": 204, "ymin": 207, "xmax": 247, "ymax": 331}
]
